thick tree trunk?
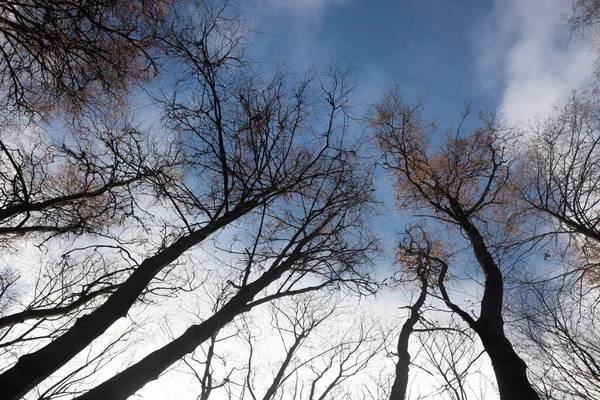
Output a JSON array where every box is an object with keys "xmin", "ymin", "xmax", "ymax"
[
  {"xmin": 76, "ymin": 305, "xmax": 240, "ymax": 400},
  {"xmin": 475, "ymin": 324, "xmax": 539, "ymax": 400},
  {"xmin": 389, "ymin": 276, "xmax": 427, "ymax": 400},
  {"xmin": 0, "ymin": 208, "xmax": 249, "ymax": 400},
  {"xmin": 460, "ymin": 218, "xmax": 539, "ymax": 400},
  {"xmin": 74, "ymin": 260, "xmax": 292, "ymax": 400}
]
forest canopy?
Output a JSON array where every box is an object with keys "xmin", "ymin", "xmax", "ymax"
[{"xmin": 0, "ymin": 1, "xmax": 599, "ymax": 400}]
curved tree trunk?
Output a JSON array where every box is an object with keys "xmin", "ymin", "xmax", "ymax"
[
  {"xmin": 389, "ymin": 274, "xmax": 428, "ymax": 400},
  {"xmin": 458, "ymin": 215, "xmax": 539, "ymax": 400}
]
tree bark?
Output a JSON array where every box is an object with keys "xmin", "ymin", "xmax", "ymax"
[
  {"xmin": 475, "ymin": 324, "xmax": 539, "ymax": 400},
  {"xmin": 0, "ymin": 207, "xmax": 250, "ymax": 400},
  {"xmin": 389, "ymin": 275, "xmax": 427, "ymax": 400},
  {"xmin": 458, "ymin": 216, "xmax": 539, "ymax": 400}
]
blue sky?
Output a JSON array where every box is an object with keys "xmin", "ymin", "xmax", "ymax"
[{"xmin": 243, "ymin": 0, "xmax": 595, "ymax": 127}]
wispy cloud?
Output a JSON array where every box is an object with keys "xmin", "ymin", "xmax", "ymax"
[
  {"xmin": 243, "ymin": 0, "xmax": 354, "ymax": 77},
  {"xmin": 255, "ymin": 0, "xmax": 350, "ymax": 20},
  {"xmin": 475, "ymin": 0, "xmax": 595, "ymax": 124}
]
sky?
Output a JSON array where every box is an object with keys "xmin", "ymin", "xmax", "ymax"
[
  {"xmin": 161, "ymin": 1, "xmax": 600, "ymax": 398},
  {"xmin": 242, "ymin": 0, "xmax": 595, "ymax": 127},
  {"xmin": 39, "ymin": 2, "xmax": 597, "ymax": 399},
  {"xmin": 106, "ymin": 3, "xmax": 597, "ymax": 399},
  {"xmin": 230, "ymin": 0, "xmax": 598, "ymax": 273},
  {"xmin": 12, "ymin": 1, "xmax": 597, "ymax": 399}
]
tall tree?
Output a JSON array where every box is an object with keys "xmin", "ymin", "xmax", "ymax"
[
  {"xmin": 520, "ymin": 95, "xmax": 600, "ymax": 251},
  {"xmin": 370, "ymin": 91, "xmax": 540, "ymax": 400},
  {"xmin": 69, "ymin": 133, "xmax": 376, "ymax": 399},
  {"xmin": 388, "ymin": 225, "xmax": 436, "ymax": 400},
  {"xmin": 511, "ymin": 94, "xmax": 600, "ymax": 398}
]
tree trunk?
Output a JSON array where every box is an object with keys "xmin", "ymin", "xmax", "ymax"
[
  {"xmin": 73, "ymin": 261, "xmax": 291, "ymax": 400},
  {"xmin": 458, "ymin": 213, "xmax": 539, "ymax": 400},
  {"xmin": 389, "ymin": 275, "xmax": 427, "ymax": 400},
  {"xmin": 0, "ymin": 209, "xmax": 248, "ymax": 400},
  {"xmin": 475, "ymin": 324, "xmax": 539, "ymax": 400},
  {"xmin": 262, "ymin": 335, "xmax": 304, "ymax": 400}
]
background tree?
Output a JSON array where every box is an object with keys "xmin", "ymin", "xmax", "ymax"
[
  {"xmin": 388, "ymin": 224, "xmax": 438, "ymax": 400},
  {"xmin": 520, "ymin": 95, "xmax": 600, "ymax": 245},
  {"xmin": 223, "ymin": 295, "xmax": 387, "ymax": 400},
  {"xmin": 511, "ymin": 274, "xmax": 600, "ymax": 400},
  {"xmin": 507, "ymin": 94, "xmax": 600, "ymax": 398},
  {"xmin": 413, "ymin": 317, "xmax": 489, "ymax": 400}
]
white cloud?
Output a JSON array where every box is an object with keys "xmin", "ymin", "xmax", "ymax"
[{"xmin": 475, "ymin": 0, "xmax": 595, "ymax": 125}]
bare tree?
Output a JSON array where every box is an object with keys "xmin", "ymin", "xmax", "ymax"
[
  {"xmin": 206, "ymin": 294, "xmax": 385, "ymax": 400},
  {"xmin": 300, "ymin": 317, "xmax": 386, "ymax": 400},
  {"xmin": 413, "ymin": 317, "xmax": 488, "ymax": 400},
  {"xmin": 510, "ymin": 88, "xmax": 600, "ymax": 399},
  {"xmin": 520, "ymin": 95, "xmax": 600, "ymax": 246},
  {"xmin": 68, "ymin": 142, "xmax": 377, "ymax": 399},
  {"xmin": 370, "ymin": 90, "xmax": 539, "ymax": 399},
  {"xmin": 0, "ymin": 112, "xmax": 182, "ymax": 367},
  {"xmin": 0, "ymin": 3, "xmax": 378, "ymax": 399},
  {"xmin": 510, "ymin": 273, "xmax": 600, "ymax": 399},
  {"xmin": 256, "ymin": 295, "xmax": 339, "ymax": 400},
  {"xmin": 0, "ymin": 117, "xmax": 175, "ymax": 241},
  {"xmin": 568, "ymin": 0, "xmax": 600, "ymax": 48},
  {"xmin": 178, "ymin": 284, "xmax": 244, "ymax": 400},
  {"xmin": 387, "ymin": 225, "xmax": 489, "ymax": 400},
  {"xmin": 180, "ymin": 293, "xmax": 342, "ymax": 400},
  {"xmin": 389, "ymin": 224, "xmax": 438, "ymax": 400}
]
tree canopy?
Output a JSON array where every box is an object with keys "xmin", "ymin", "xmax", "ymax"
[{"xmin": 1, "ymin": 1, "xmax": 600, "ymax": 400}]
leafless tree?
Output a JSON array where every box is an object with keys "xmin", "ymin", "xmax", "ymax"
[
  {"xmin": 0, "ymin": 3, "xmax": 379, "ymax": 399},
  {"xmin": 510, "ymin": 273, "xmax": 600, "ymax": 399},
  {"xmin": 0, "ymin": 117, "xmax": 175, "ymax": 241},
  {"xmin": 177, "ymin": 284, "xmax": 244, "ymax": 400},
  {"xmin": 178, "ymin": 294, "xmax": 339, "ymax": 400},
  {"xmin": 511, "ymin": 86, "xmax": 600, "ymax": 399},
  {"xmin": 412, "ymin": 317, "xmax": 488, "ymax": 400},
  {"xmin": 388, "ymin": 224, "xmax": 438, "ymax": 400},
  {"xmin": 251, "ymin": 295, "xmax": 339, "ymax": 400},
  {"xmin": 190, "ymin": 294, "xmax": 386, "ymax": 400},
  {"xmin": 520, "ymin": 95, "xmax": 600, "ymax": 246},
  {"xmin": 568, "ymin": 0, "xmax": 600, "ymax": 51},
  {"xmin": 29, "ymin": 322, "xmax": 139, "ymax": 400},
  {"xmin": 569, "ymin": 0, "xmax": 600, "ymax": 30},
  {"xmin": 370, "ymin": 90, "xmax": 539, "ymax": 399},
  {"xmin": 67, "ymin": 145, "xmax": 377, "ymax": 399},
  {"xmin": 0, "ymin": 117, "xmax": 181, "ymax": 376}
]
